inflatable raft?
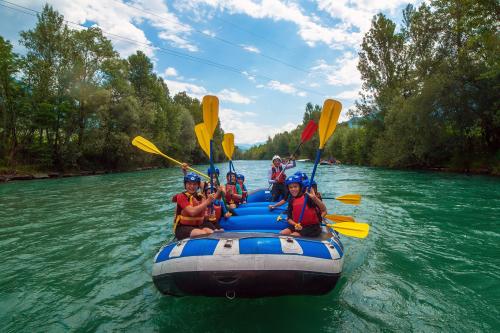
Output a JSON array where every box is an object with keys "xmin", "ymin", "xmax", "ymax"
[{"xmin": 152, "ymin": 188, "xmax": 344, "ymax": 298}]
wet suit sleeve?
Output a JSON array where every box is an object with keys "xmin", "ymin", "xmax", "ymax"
[
  {"xmin": 236, "ymin": 183, "xmax": 242, "ymax": 195},
  {"xmin": 287, "ymin": 199, "xmax": 293, "ymax": 220}
]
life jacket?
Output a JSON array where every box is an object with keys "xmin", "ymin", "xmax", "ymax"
[
  {"xmin": 172, "ymin": 191, "xmax": 205, "ymax": 227},
  {"xmin": 225, "ymin": 183, "xmax": 241, "ymax": 205},
  {"xmin": 291, "ymin": 195, "xmax": 322, "ymax": 226},
  {"xmin": 237, "ymin": 180, "xmax": 248, "ymax": 202},
  {"xmin": 271, "ymin": 165, "xmax": 286, "ymax": 183},
  {"xmin": 205, "ymin": 200, "xmax": 222, "ymax": 222}
]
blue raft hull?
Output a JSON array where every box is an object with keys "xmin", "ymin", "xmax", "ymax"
[{"xmin": 152, "ymin": 188, "xmax": 344, "ymax": 298}]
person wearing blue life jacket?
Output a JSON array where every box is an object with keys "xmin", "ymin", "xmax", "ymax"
[
  {"xmin": 203, "ymin": 184, "xmax": 231, "ymax": 232},
  {"xmin": 280, "ymin": 175, "xmax": 326, "ymax": 238},
  {"xmin": 269, "ymin": 170, "xmax": 307, "ymax": 211},
  {"xmin": 268, "ymin": 155, "xmax": 296, "ymax": 202},
  {"xmin": 172, "ymin": 173, "xmax": 216, "ymax": 240},
  {"xmin": 236, "ymin": 174, "xmax": 248, "ymax": 203}
]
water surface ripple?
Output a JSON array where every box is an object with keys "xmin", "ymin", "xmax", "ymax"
[{"xmin": 1, "ymin": 161, "xmax": 499, "ymax": 332}]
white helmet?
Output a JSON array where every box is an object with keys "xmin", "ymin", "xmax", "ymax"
[{"xmin": 272, "ymin": 155, "xmax": 281, "ymax": 162}]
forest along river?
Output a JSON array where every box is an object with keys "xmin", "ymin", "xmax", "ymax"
[{"xmin": 0, "ymin": 160, "xmax": 499, "ymax": 332}]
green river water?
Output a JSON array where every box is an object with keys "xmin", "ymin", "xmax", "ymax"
[{"xmin": 1, "ymin": 161, "xmax": 499, "ymax": 332}]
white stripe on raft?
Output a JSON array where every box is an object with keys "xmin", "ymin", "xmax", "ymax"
[{"xmin": 152, "ymin": 254, "xmax": 343, "ymax": 276}]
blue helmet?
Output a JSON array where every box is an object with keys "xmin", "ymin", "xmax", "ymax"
[
  {"xmin": 236, "ymin": 174, "xmax": 245, "ymax": 181},
  {"xmin": 294, "ymin": 171, "xmax": 309, "ymax": 181},
  {"xmin": 207, "ymin": 167, "xmax": 220, "ymax": 176},
  {"xmin": 285, "ymin": 175, "xmax": 303, "ymax": 187},
  {"xmin": 184, "ymin": 172, "xmax": 201, "ymax": 184},
  {"xmin": 301, "ymin": 179, "xmax": 317, "ymax": 189}
]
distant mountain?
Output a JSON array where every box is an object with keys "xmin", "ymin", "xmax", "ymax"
[{"xmin": 237, "ymin": 143, "xmax": 264, "ymax": 151}]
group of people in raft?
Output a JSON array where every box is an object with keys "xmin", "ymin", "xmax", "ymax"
[{"xmin": 172, "ymin": 155, "xmax": 327, "ymax": 240}]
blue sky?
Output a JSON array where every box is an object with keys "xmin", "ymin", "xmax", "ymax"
[{"xmin": 0, "ymin": 0, "xmax": 419, "ymax": 144}]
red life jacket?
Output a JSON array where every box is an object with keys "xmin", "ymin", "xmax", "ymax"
[
  {"xmin": 271, "ymin": 165, "xmax": 286, "ymax": 183},
  {"xmin": 206, "ymin": 202, "xmax": 222, "ymax": 222},
  {"xmin": 291, "ymin": 195, "xmax": 321, "ymax": 226},
  {"xmin": 173, "ymin": 192, "xmax": 205, "ymax": 226},
  {"xmin": 225, "ymin": 184, "xmax": 241, "ymax": 204},
  {"xmin": 237, "ymin": 180, "xmax": 248, "ymax": 201}
]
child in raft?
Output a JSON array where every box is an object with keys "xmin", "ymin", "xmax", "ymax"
[
  {"xmin": 204, "ymin": 184, "xmax": 232, "ymax": 232},
  {"xmin": 280, "ymin": 175, "xmax": 327, "ymax": 238},
  {"xmin": 236, "ymin": 174, "xmax": 248, "ymax": 204},
  {"xmin": 269, "ymin": 171, "xmax": 309, "ymax": 211},
  {"xmin": 225, "ymin": 171, "xmax": 243, "ymax": 209},
  {"xmin": 172, "ymin": 173, "xmax": 216, "ymax": 240}
]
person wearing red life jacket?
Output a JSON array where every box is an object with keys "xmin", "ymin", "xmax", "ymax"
[
  {"xmin": 225, "ymin": 171, "xmax": 242, "ymax": 209},
  {"xmin": 280, "ymin": 175, "xmax": 326, "ymax": 238},
  {"xmin": 172, "ymin": 173, "xmax": 216, "ymax": 240},
  {"xmin": 236, "ymin": 174, "xmax": 248, "ymax": 204},
  {"xmin": 203, "ymin": 184, "xmax": 231, "ymax": 232},
  {"xmin": 268, "ymin": 155, "xmax": 296, "ymax": 202},
  {"xmin": 269, "ymin": 170, "xmax": 308, "ymax": 211}
]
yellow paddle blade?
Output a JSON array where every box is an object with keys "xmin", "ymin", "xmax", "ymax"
[
  {"xmin": 326, "ymin": 222, "xmax": 369, "ymax": 239},
  {"xmin": 222, "ymin": 133, "xmax": 235, "ymax": 160},
  {"xmin": 325, "ymin": 214, "xmax": 355, "ymax": 223},
  {"xmin": 131, "ymin": 136, "xmax": 209, "ymax": 179},
  {"xmin": 195, "ymin": 123, "xmax": 211, "ymax": 157},
  {"xmin": 132, "ymin": 136, "xmax": 162, "ymax": 156},
  {"xmin": 318, "ymin": 99, "xmax": 342, "ymax": 149},
  {"xmin": 335, "ymin": 194, "xmax": 361, "ymax": 205},
  {"xmin": 202, "ymin": 95, "xmax": 219, "ymax": 139}
]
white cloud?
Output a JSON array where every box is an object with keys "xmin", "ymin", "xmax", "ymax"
[
  {"xmin": 202, "ymin": 29, "xmax": 216, "ymax": 37},
  {"xmin": 217, "ymin": 89, "xmax": 252, "ymax": 104},
  {"xmin": 337, "ymin": 88, "xmax": 360, "ymax": 100},
  {"xmin": 220, "ymin": 108, "xmax": 297, "ymax": 144},
  {"xmin": 164, "ymin": 67, "xmax": 178, "ymax": 77},
  {"xmin": 164, "ymin": 79, "xmax": 208, "ymax": 99},
  {"xmin": 242, "ymin": 71, "xmax": 257, "ymax": 82},
  {"xmin": 21, "ymin": 0, "xmax": 198, "ymax": 57},
  {"xmin": 265, "ymin": 80, "xmax": 306, "ymax": 97},
  {"xmin": 241, "ymin": 44, "xmax": 261, "ymax": 54},
  {"xmin": 312, "ymin": 52, "xmax": 362, "ymax": 87}
]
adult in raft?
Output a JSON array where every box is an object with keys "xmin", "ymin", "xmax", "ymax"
[
  {"xmin": 280, "ymin": 175, "xmax": 327, "ymax": 238},
  {"xmin": 268, "ymin": 155, "xmax": 296, "ymax": 202},
  {"xmin": 172, "ymin": 172, "xmax": 217, "ymax": 240}
]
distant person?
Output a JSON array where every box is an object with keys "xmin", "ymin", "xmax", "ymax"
[
  {"xmin": 268, "ymin": 155, "xmax": 296, "ymax": 202},
  {"xmin": 225, "ymin": 171, "xmax": 242, "ymax": 209},
  {"xmin": 280, "ymin": 175, "xmax": 326, "ymax": 238},
  {"xmin": 236, "ymin": 174, "xmax": 248, "ymax": 203},
  {"xmin": 203, "ymin": 184, "xmax": 231, "ymax": 232},
  {"xmin": 172, "ymin": 173, "xmax": 216, "ymax": 240},
  {"xmin": 269, "ymin": 170, "xmax": 307, "ymax": 211}
]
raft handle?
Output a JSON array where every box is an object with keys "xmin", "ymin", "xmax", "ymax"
[{"xmin": 225, "ymin": 290, "xmax": 236, "ymax": 300}]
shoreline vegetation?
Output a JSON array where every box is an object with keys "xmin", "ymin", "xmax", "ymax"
[
  {"xmin": 1, "ymin": 3, "xmax": 499, "ymax": 181},
  {"xmin": 1, "ymin": 162, "xmax": 496, "ymax": 184}
]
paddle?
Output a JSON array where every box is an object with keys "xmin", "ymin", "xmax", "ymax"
[
  {"xmin": 321, "ymin": 194, "xmax": 361, "ymax": 205},
  {"xmin": 298, "ymin": 99, "xmax": 342, "ymax": 224},
  {"xmin": 325, "ymin": 222, "xmax": 369, "ymax": 239},
  {"xmin": 202, "ymin": 95, "xmax": 219, "ymax": 187},
  {"xmin": 194, "ymin": 123, "xmax": 211, "ymax": 158},
  {"xmin": 325, "ymin": 214, "xmax": 355, "ymax": 223},
  {"xmin": 131, "ymin": 136, "xmax": 209, "ymax": 179},
  {"xmin": 222, "ymin": 133, "xmax": 236, "ymax": 173},
  {"xmin": 269, "ymin": 120, "xmax": 318, "ymax": 190}
]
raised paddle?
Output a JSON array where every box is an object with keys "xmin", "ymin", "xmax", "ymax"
[
  {"xmin": 131, "ymin": 136, "xmax": 209, "ymax": 179},
  {"xmin": 194, "ymin": 123, "xmax": 211, "ymax": 158},
  {"xmin": 202, "ymin": 95, "xmax": 220, "ymax": 199},
  {"xmin": 298, "ymin": 99, "xmax": 342, "ymax": 224},
  {"xmin": 325, "ymin": 214, "xmax": 355, "ymax": 223},
  {"xmin": 222, "ymin": 133, "xmax": 236, "ymax": 173},
  {"xmin": 324, "ymin": 221, "xmax": 369, "ymax": 239},
  {"xmin": 269, "ymin": 120, "xmax": 318, "ymax": 190},
  {"xmin": 320, "ymin": 194, "xmax": 362, "ymax": 205}
]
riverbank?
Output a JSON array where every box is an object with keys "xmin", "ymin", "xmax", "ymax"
[{"xmin": 0, "ymin": 166, "xmax": 163, "ymax": 183}]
